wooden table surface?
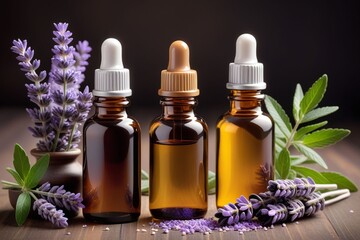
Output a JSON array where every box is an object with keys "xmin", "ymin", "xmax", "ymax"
[{"xmin": 0, "ymin": 108, "xmax": 359, "ymax": 240}]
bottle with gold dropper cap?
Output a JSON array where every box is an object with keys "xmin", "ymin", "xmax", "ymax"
[
  {"xmin": 216, "ymin": 34, "xmax": 274, "ymax": 208},
  {"xmin": 149, "ymin": 40, "xmax": 208, "ymax": 220}
]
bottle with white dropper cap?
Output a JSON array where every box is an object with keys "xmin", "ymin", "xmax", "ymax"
[
  {"xmin": 216, "ymin": 34, "xmax": 274, "ymax": 208},
  {"xmin": 83, "ymin": 38, "xmax": 141, "ymax": 223}
]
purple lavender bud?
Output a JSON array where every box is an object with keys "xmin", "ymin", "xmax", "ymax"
[
  {"xmin": 285, "ymin": 199, "xmax": 305, "ymax": 222},
  {"xmin": 33, "ymin": 198, "xmax": 68, "ymax": 228},
  {"xmin": 37, "ymin": 182, "xmax": 85, "ymax": 212},
  {"xmin": 249, "ymin": 191, "xmax": 277, "ymax": 213},
  {"xmin": 256, "ymin": 203, "xmax": 288, "ymax": 226},
  {"xmin": 299, "ymin": 192, "xmax": 325, "ymax": 216},
  {"xmin": 215, "ymin": 196, "xmax": 253, "ymax": 226}
]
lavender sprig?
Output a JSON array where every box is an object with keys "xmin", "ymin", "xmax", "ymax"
[
  {"xmin": 36, "ymin": 182, "xmax": 85, "ymax": 212},
  {"xmin": 249, "ymin": 191, "xmax": 277, "ymax": 214},
  {"xmin": 33, "ymin": 198, "xmax": 68, "ymax": 228},
  {"xmin": 11, "ymin": 39, "xmax": 52, "ymax": 151},
  {"xmin": 256, "ymin": 203, "xmax": 288, "ymax": 226},
  {"xmin": 11, "ymin": 23, "xmax": 92, "ymax": 152},
  {"xmin": 215, "ymin": 196, "xmax": 253, "ymax": 226}
]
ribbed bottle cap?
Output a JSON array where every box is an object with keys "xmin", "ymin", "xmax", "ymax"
[
  {"xmin": 159, "ymin": 40, "xmax": 199, "ymax": 97},
  {"xmin": 227, "ymin": 34, "xmax": 266, "ymax": 90},
  {"xmin": 93, "ymin": 38, "xmax": 132, "ymax": 97}
]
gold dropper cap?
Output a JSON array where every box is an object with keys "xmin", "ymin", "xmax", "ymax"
[{"xmin": 159, "ymin": 40, "xmax": 199, "ymax": 97}]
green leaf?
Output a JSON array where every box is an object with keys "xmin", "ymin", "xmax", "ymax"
[
  {"xmin": 321, "ymin": 172, "xmax": 358, "ymax": 192},
  {"xmin": 293, "ymin": 84, "xmax": 304, "ymax": 121},
  {"xmin": 141, "ymin": 179, "xmax": 149, "ymax": 195},
  {"xmin": 290, "ymin": 155, "xmax": 307, "ymax": 166},
  {"xmin": 24, "ymin": 154, "xmax": 49, "ymax": 189},
  {"xmin": 265, "ymin": 95, "xmax": 292, "ymax": 137},
  {"xmin": 294, "ymin": 143, "xmax": 328, "ymax": 169},
  {"xmin": 288, "ymin": 169, "xmax": 297, "ymax": 179},
  {"xmin": 208, "ymin": 171, "xmax": 216, "ymax": 194},
  {"xmin": 13, "ymin": 144, "xmax": 30, "ymax": 180},
  {"xmin": 141, "ymin": 169, "xmax": 149, "ymax": 180},
  {"xmin": 6, "ymin": 168, "xmax": 24, "ymax": 186},
  {"xmin": 301, "ymin": 106, "xmax": 339, "ymax": 123},
  {"xmin": 300, "ymin": 74, "xmax": 328, "ymax": 117},
  {"xmin": 291, "ymin": 166, "xmax": 329, "ymax": 184},
  {"xmin": 15, "ymin": 192, "xmax": 31, "ymax": 226},
  {"xmin": 294, "ymin": 121, "xmax": 328, "ymax": 141},
  {"xmin": 276, "ymin": 148, "xmax": 291, "ymax": 179},
  {"xmin": 302, "ymin": 128, "xmax": 350, "ymax": 148}
]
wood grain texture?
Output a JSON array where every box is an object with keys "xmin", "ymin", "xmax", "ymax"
[{"xmin": 0, "ymin": 109, "xmax": 359, "ymax": 239}]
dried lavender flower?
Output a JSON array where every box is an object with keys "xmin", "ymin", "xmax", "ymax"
[
  {"xmin": 249, "ymin": 191, "xmax": 277, "ymax": 214},
  {"xmin": 299, "ymin": 192, "xmax": 325, "ymax": 216},
  {"xmin": 33, "ymin": 198, "xmax": 68, "ymax": 228},
  {"xmin": 285, "ymin": 199, "xmax": 305, "ymax": 222},
  {"xmin": 215, "ymin": 195, "xmax": 253, "ymax": 226},
  {"xmin": 256, "ymin": 203, "xmax": 288, "ymax": 226},
  {"xmin": 267, "ymin": 177, "xmax": 317, "ymax": 198},
  {"xmin": 37, "ymin": 182, "xmax": 85, "ymax": 212},
  {"xmin": 11, "ymin": 23, "xmax": 92, "ymax": 152}
]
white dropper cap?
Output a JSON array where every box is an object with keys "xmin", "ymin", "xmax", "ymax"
[
  {"xmin": 227, "ymin": 33, "xmax": 266, "ymax": 90},
  {"xmin": 93, "ymin": 38, "xmax": 131, "ymax": 97}
]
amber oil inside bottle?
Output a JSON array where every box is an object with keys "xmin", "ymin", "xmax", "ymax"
[
  {"xmin": 83, "ymin": 97, "xmax": 141, "ymax": 223},
  {"xmin": 216, "ymin": 90, "xmax": 274, "ymax": 208},
  {"xmin": 150, "ymin": 97, "xmax": 208, "ymax": 219}
]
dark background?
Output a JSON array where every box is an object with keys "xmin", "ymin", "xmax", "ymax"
[{"xmin": 1, "ymin": 0, "xmax": 359, "ymax": 124}]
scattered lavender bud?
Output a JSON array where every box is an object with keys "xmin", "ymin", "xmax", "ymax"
[
  {"xmin": 141, "ymin": 229, "xmax": 147, "ymax": 232},
  {"xmin": 163, "ymin": 229, "xmax": 169, "ymax": 234},
  {"xmin": 66, "ymin": 232, "xmax": 71, "ymax": 235},
  {"xmin": 350, "ymin": 210, "xmax": 354, "ymax": 213},
  {"xmin": 181, "ymin": 231, "xmax": 186, "ymax": 236},
  {"xmin": 104, "ymin": 227, "xmax": 110, "ymax": 231},
  {"xmin": 82, "ymin": 224, "xmax": 87, "ymax": 228},
  {"xmin": 282, "ymin": 223, "xmax": 287, "ymax": 227},
  {"xmin": 264, "ymin": 227, "xmax": 268, "ymax": 231},
  {"xmin": 215, "ymin": 196, "xmax": 253, "ymax": 226},
  {"xmin": 239, "ymin": 231, "xmax": 244, "ymax": 235},
  {"xmin": 136, "ymin": 229, "xmax": 140, "ymax": 232},
  {"xmin": 295, "ymin": 221, "xmax": 299, "ymax": 224},
  {"xmin": 151, "ymin": 231, "xmax": 156, "ymax": 235}
]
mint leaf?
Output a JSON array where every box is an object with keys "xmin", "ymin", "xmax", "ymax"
[
  {"xmin": 300, "ymin": 74, "xmax": 328, "ymax": 117},
  {"xmin": 24, "ymin": 154, "xmax": 49, "ymax": 189},
  {"xmin": 6, "ymin": 168, "xmax": 24, "ymax": 186},
  {"xmin": 293, "ymin": 84, "xmax": 304, "ymax": 121},
  {"xmin": 15, "ymin": 192, "xmax": 31, "ymax": 226},
  {"xmin": 291, "ymin": 166, "xmax": 329, "ymax": 184},
  {"xmin": 13, "ymin": 144, "xmax": 30, "ymax": 180},
  {"xmin": 321, "ymin": 172, "xmax": 358, "ymax": 192},
  {"xmin": 294, "ymin": 121, "xmax": 328, "ymax": 141},
  {"xmin": 265, "ymin": 95, "xmax": 292, "ymax": 137},
  {"xmin": 302, "ymin": 128, "xmax": 350, "ymax": 148},
  {"xmin": 294, "ymin": 143, "xmax": 328, "ymax": 169},
  {"xmin": 302, "ymin": 106, "xmax": 339, "ymax": 123},
  {"xmin": 276, "ymin": 148, "xmax": 291, "ymax": 179}
]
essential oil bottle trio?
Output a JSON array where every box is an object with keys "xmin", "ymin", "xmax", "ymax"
[{"xmin": 82, "ymin": 34, "xmax": 274, "ymax": 223}]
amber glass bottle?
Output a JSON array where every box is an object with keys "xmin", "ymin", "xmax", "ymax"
[
  {"xmin": 83, "ymin": 38, "xmax": 141, "ymax": 223},
  {"xmin": 149, "ymin": 41, "xmax": 208, "ymax": 220},
  {"xmin": 216, "ymin": 34, "xmax": 274, "ymax": 208}
]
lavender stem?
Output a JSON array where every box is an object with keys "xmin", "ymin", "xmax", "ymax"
[
  {"xmin": 323, "ymin": 189, "xmax": 350, "ymax": 205},
  {"xmin": 315, "ymin": 184, "xmax": 338, "ymax": 191}
]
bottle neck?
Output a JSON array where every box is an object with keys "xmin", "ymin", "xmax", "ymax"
[
  {"xmin": 228, "ymin": 90, "xmax": 264, "ymax": 115},
  {"xmin": 93, "ymin": 96, "xmax": 129, "ymax": 119},
  {"xmin": 160, "ymin": 97, "xmax": 197, "ymax": 119}
]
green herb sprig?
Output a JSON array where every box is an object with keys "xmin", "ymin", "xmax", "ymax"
[
  {"xmin": 2, "ymin": 144, "xmax": 50, "ymax": 226},
  {"xmin": 265, "ymin": 74, "xmax": 357, "ymax": 192}
]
